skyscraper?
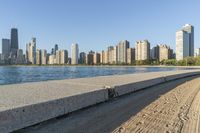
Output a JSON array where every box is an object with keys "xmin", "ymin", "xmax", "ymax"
[
  {"xmin": 86, "ymin": 51, "xmax": 95, "ymax": 65},
  {"xmin": 112, "ymin": 46, "xmax": 118, "ymax": 64},
  {"xmin": 159, "ymin": 44, "xmax": 172, "ymax": 61},
  {"xmin": 2, "ymin": 39, "xmax": 10, "ymax": 60},
  {"xmin": 127, "ymin": 48, "xmax": 135, "ymax": 64},
  {"xmin": 104, "ymin": 50, "xmax": 109, "ymax": 64},
  {"xmin": 93, "ymin": 52, "xmax": 100, "ymax": 65},
  {"xmin": 79, "ymin": 52, "xmax": 86, "ymax": 64},
  {"xmin": 55, "ymin": 44, "xmax": 58, "ymax": 51},
  {"xmin": 117, "ymin": 40, "xmax": 130, "ymax": 64},
  {"xmin": 150, "ymin": 45, "xmax": 159, "ymax": 60},
  {"xmin": 48, "ymin": 55, "xmax": 55, "ymax": 64},
  {"xmin": 176, "ymin": 24, "xmax": 194, "ymax": 60},
  {"xmin": 182, "ymin": 24, "xmax": 194, "ymax": 56},
  {"xmin": 60, "ymin": 50, "xmax": 68, "ymax": 64},
  {"xmin": 41, "ymin": 49, "xmax": 47, "ymax": 65},
  {"xmin": 16, "ymin": 49, "xmax": 24, "ymax": 64},
  {"xmin": 51, "ymin": 44, "xmax": 58, "ymax": 55},
  {"xmin": 107, "ymin": 46, "xmax": 114, "ymax": 64},
  {"xmin": 54, "ymin": 44, "xmax": 58, "ymax": 55},
  {"xmin": 26, "ymin": 38, "xmax": 36, "ymax": 64},
  {"xmin": 10, "ymin": 28, "xmax": 18, "ymax": 57},
  {"xmin": 176, "ymin": 30, "xmax": 189, "ymax": 60},
  {"xmin": 36, "ymin": 49, "xmax": 41, "ymax": 65},
  {"xmin": 56, "ymin": 50, "xmax": 61, "ymax": 64},
  {"xmin": 135, "ymin": 40, "xmax": 150, "ymax": 61},
  {"xmin": 100, "ymin": 50, "xmax": 106, "ymax": 64},
  {"xmin": 195, "ymin": 48, "xmax": 200, "ymax": 57},
  {"xmin": 51, "ymin": 48, "xmax": 54, "ymax": 55},
  {"xmin": 71, "ymin": 43, "xmax": 79, "ymax": 65}
]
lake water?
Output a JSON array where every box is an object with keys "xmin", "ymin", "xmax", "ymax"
[{"xmin": 0, "ymin": 66, "xmax": 195, "ymax": 85}]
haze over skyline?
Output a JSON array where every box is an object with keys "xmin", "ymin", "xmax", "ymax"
[{"xmin": 0, "ymin": 0, "xmax": 199, "ymax": 54}]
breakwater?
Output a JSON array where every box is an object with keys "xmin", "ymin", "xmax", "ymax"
[{"xmin": 0, "ymin": 70, "xmax": 200, "ymax": 132}]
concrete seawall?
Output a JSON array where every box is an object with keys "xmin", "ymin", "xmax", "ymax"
[{"xmin": 0, "ymin": 70, "xmax": 200, "ymax": 133}]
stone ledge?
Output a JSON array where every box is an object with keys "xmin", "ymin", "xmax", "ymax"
[{"xmin": 0, "ymin": 70, "xmax": 200, "ymax": 133}]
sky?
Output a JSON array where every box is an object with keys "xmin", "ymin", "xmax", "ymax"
[{"xmin": 0, "ymin": 0, "xmax": 200, "ymax": 55}]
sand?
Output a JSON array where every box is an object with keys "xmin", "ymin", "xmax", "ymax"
[{"xmin": 113, "ymin": 76, "xmax": 200, "ymax": 133}]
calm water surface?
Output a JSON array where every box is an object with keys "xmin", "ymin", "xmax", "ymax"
[{"xmin": 0, "ymin": 66, "xmax": 195, "ymax": 85}]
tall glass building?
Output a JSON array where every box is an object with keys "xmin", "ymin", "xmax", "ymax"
[
  {"xmin": 10, "ymin": 28, "xmax": 19, "ymax": 57},
  {"xmin": 176, "ymin": 24, "xmax": 194, "ymax": 60}
]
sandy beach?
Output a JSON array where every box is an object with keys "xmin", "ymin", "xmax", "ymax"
[{"xmin": 113, "ymin": 76, "xmax": 200, "ymax": 133}]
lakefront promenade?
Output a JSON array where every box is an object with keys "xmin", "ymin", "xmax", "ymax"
[{"xmin": 1, "ymin": 69, "xmax": 200, "ymax": 133}]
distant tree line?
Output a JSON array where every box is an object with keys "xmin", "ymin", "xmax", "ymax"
[
  {"xmin": 2, "ymin": 57, "xmax": 200, "ymax": 66},
  {"xmin": 161, "ymin": 57, "xmax": 200, "ymax": 66},
  {"xmin": 98, "ymin": 57, "xmax": 200, "ymax": 66}
]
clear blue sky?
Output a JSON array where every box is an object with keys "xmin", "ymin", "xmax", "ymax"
[{"xmin": 0, "ymin": 0, "xmax": 199, "ymax": 55}]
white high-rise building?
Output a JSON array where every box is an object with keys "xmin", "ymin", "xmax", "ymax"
[
  {"xmin": 100, "ymin": 50, "xmax": 106, "ymax": 64},
  {"xmin": 135, "ymin": 40, "xmax": 150, "ymax": 61},
  {"xmin": 117, "ymin": 40, "xmax": 129, "ymax": 64},
  {"xmin": 176, "ymin": 24, "xmax": 194, "ymax": 60},
  {"xmin": 176, "ymin": 31, "xmax": 189, "ymax": 60},
  {"xmin": 71, "ymin": 43, "xmax": 79, "ymax": 65},
  {"xmin": 56, "ymin": 50, "xmax": 61, "ymax": 64},
  {"xmin": 53, "ymin": 50, "xmax": 68, "ymax": 65},
  {"xmin": 107, "ymin": 46, "xmax": 114, "ymax": 64},
  {"xmin": 41, "ymin": 49, "xmax": 47, "ymax": 65},
  {"xmin": 112, "ymin": 46, "xmax": 118, "ymax": 64},
  {"xmin": 195, "ymin": 48, "xmax": 200, "ymax": 57},
  {"xmin": 48, "ymin": 55, "xmax": 55, "ymax": 65},
  {"xmin": 93, "ymin": 52, "xmax": 100, "ymax": 65},
  {"xmin": 36, "ymin": 49, "xmax": 41, "ymax": 65},
  {"xmin": 60, "ymin": 50, "xmax": 68, "ymax": 64},
  {"xmin": 26, "ymin": 38, "xmax": 36, "ymax": 64}
]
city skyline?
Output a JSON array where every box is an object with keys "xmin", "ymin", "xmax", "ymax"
[
  {"xmin": 0, "ymin": 0, "xmax": 200, "ymax": 54},
  {"xmin": 0, "ymin": 24, "xmax": 194, "ymax": 65},
  {"xmin": 0, "ymin": 24, "xmax": 196, "ymax": 56}
]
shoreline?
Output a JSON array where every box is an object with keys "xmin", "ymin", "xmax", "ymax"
[{"xmin": 1, "ymin": 65, "xmax": 200, "ymax": 69}]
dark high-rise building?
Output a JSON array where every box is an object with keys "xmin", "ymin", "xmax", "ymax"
[
  {"xmin": 51, "ymin": 48, "xmax": 54, "ymax": 55},
  {"xmin": 2, "ymin": 39, "xmax": 10, "ymax": 59},
  {"xmin": 79, "ymin": 52, "xmax": 86, "ymax": 64},
  {"xmin": 54, "ymin": 44, "xmax": 58, "ymax": 55},
  {"xmin": 151, "ymin": 45, "xmax": 159, "ymax": 60},
  {"xmin": 10, "ymin": 28, "xmax": 19, "ymax": 57},
  {"xmin": 51, "ymin": 44, "xmax": 58, "ymax": 55},
  {"xmin": 55, "ymin": 44, "xmax": 58, "ymax": 51}
]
